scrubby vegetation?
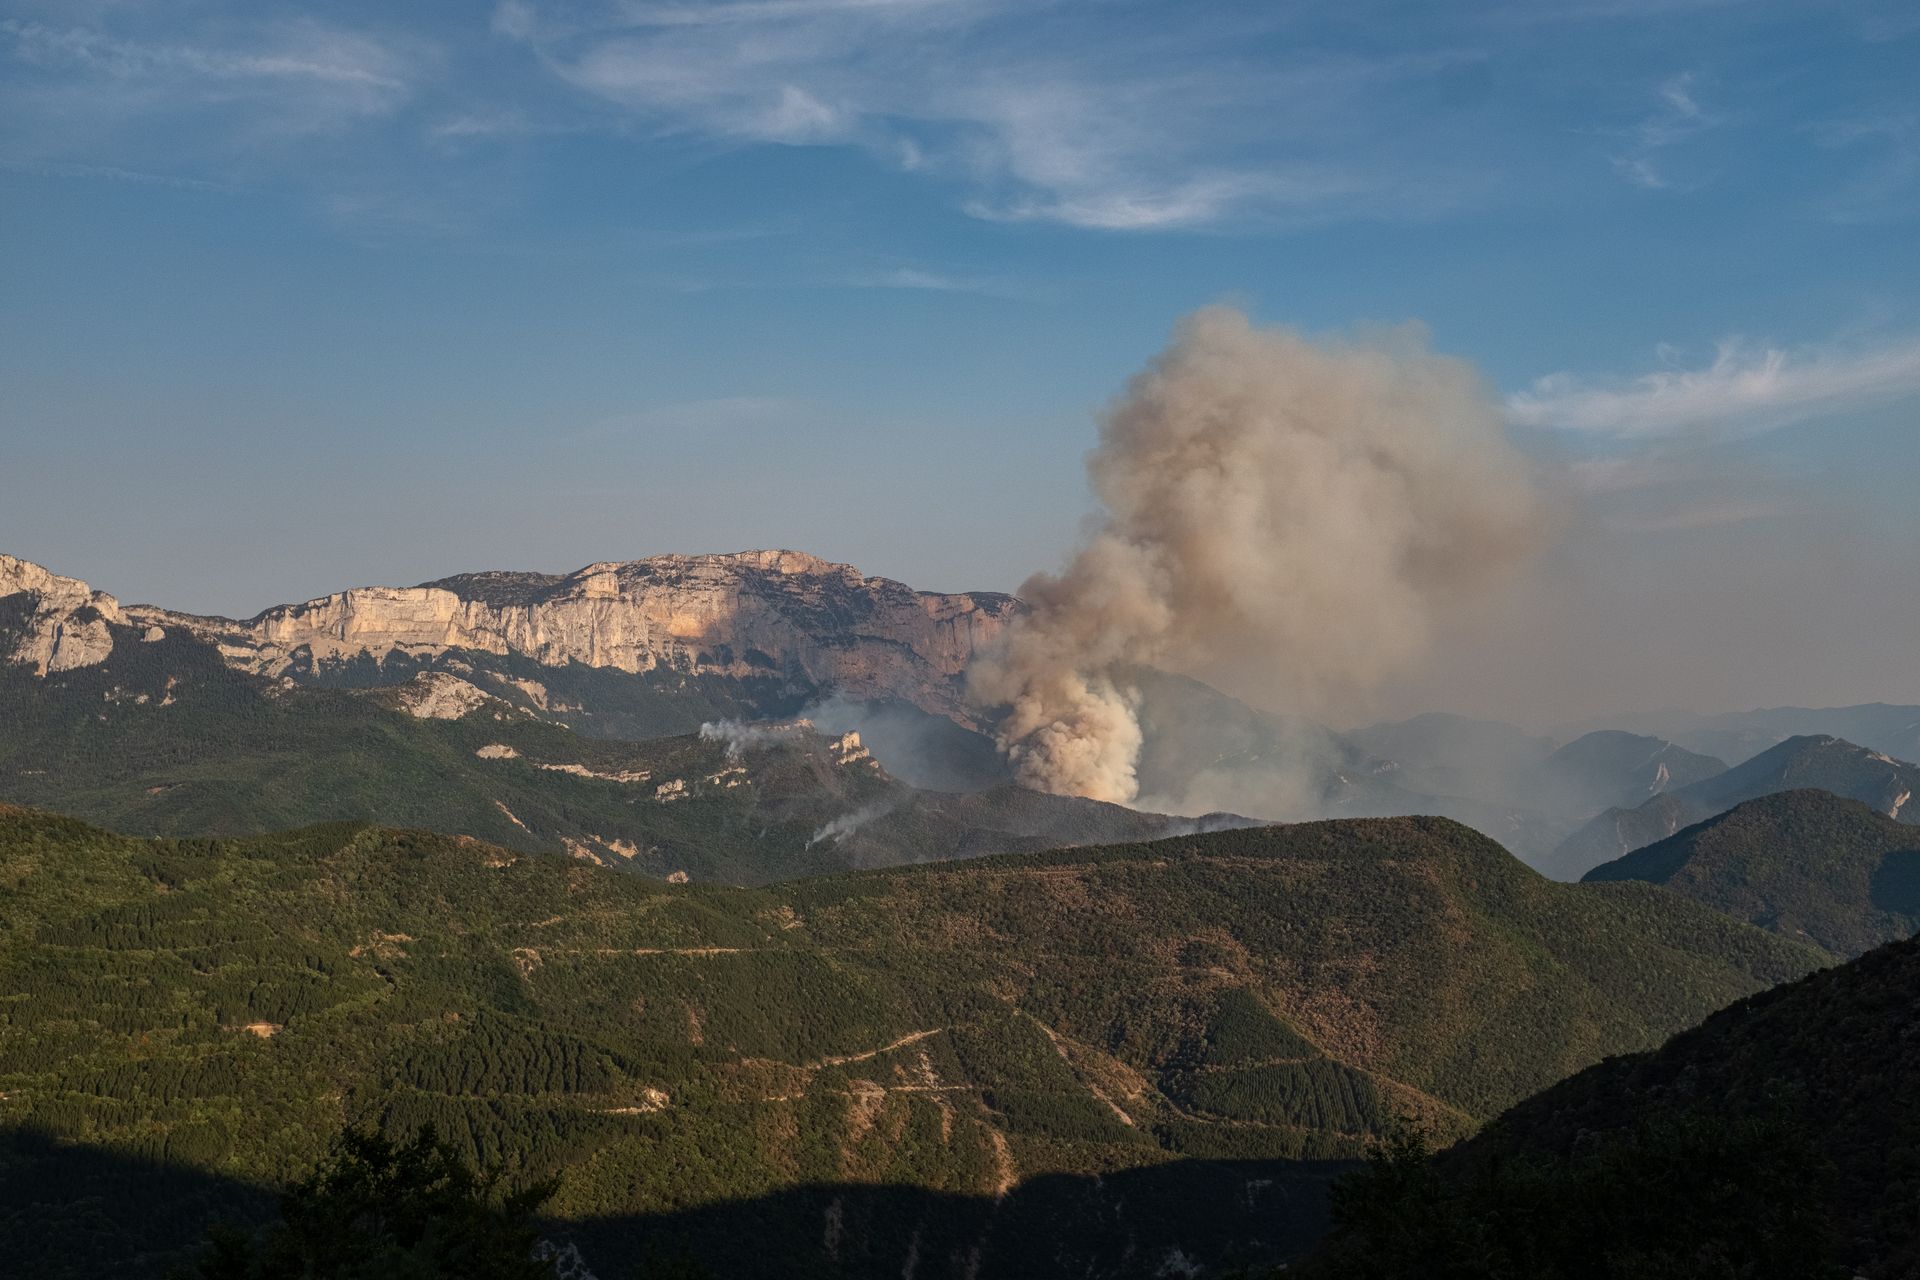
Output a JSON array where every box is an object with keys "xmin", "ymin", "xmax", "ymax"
[
  {"xmin": 1585, "ymin": 788, "xmax": 1920, "ymax": 957},
  {"xmin": 0, "ymin": 806, "xmax": 1825, "ymax": 1276},
  {"xmin": 0, "ymin": 621, "xmax": 1167, "ymax": 884},
  {"xmin": 1306, "ymin": 929, "xmax": 1920, "ymax": 1279}
]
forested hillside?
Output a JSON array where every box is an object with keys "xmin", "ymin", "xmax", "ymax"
[
  {"xmin": 1311, "ymin": 929, "xmax": 1920, "ymax": 1278},
  {"xmin": 1585, "ymin": 788, "xmax": 1920, "ymax": 957},
  {"xmin": 0, "ymin": 807, "xmax": 1822, "ymax": 1277},
  {"xmin": 0, "ymin": 615, "xmax": 1181, "ymax": 884}
]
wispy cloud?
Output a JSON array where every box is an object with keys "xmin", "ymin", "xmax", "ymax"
[
  {"xmin": 837, "ymin": 266, "xmax": 1045, "ymax": 300},
  {"xmin": 499, "ymin": 1, "xmax": 1487, "ymax": 230},
  {"xmin": 1807, "ymin": 111, "xmax": 1920, "ymax": 224},
  {"xmin": 1563, "ymin": 428, "xmax": 1803, "ymax": 535},
  {"xmin": 1, "ymin": 17, "xmax": 418, "ymax": 130},
  {"xmin": 0, "ymin": 157, "xmax": 242, "ymax": 193},
  {"xmin": 1610, "ymin": 72, "xmax": 1714, "ymax": 189},
  {"xmin": 1510, "ymin": 335, "xmax": 1920, "ymax": 437},
  {"xmin": 0, "ymin": 0, "xmax": 1908, "ymax": 244},
  {"xmin": 568, "ymin": 396, "xmax": 821, "ymax": 443},
  {"xmin": 0, "ymin": 13, "xmax": 458, "ymax": 230}
]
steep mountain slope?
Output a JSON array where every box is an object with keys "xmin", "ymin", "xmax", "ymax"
[
  {"xmin": 1543, "ymin": 729, "xmax": 1725, "ymax": 812},
  {"xmin": 0, "ymin": 602, "xmax": 1186, "ymax": 884},
  {"xmin": 0, "ymin": 552, "xmax": 1549, "ymax": 863},
  {"xmin": 0, "ymin": 555, "xmax": 129, "ymax": 674},
  {"xmin": 1548, "ymin": 735, "xmax": 1920, "ymax": 879},
  {"xmin": 1409, "ymin": 931, "xmax": 1920, "ymax": 1279},
  {"xmin": 1583, "ymin": 789, "xmax": 1920, "ymax": 957},
  {"xmin": 3, "ymin": 551, "xmax": 1017, "ymax": 740},
  {"xmin": 0, "ymin": 808, "xmax": 1822, "ymax": 1278}
]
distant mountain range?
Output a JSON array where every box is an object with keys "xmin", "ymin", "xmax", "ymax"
[
  {"xmin": 9, "ymin": 551, "xmax": 1920, "ymax": 884},
  {"xmin": 11, "ymin": 550, "xmax": 1920, "ymax": 1277},
  {"xmin": 0, "ymin": 806, "xmax": 1824, "ymax": 1278},
  {"xmin": 1549, "ymin": 734, "xmax": 1920, "ymax": 880},
  {"xmin": 1560, "ymin": 702, "xmax": 1920, "ymax": 772},
  {"xmin": 1542, "ymin": 729, "xmax": 1727, "ymax": 812},
  {"xmin": 0, "ymin": 550, "xmax": 1018, "ymax": 736},
  {"xmin": 0, "ymin": 553, "xmax": 1524, "ymax": 872},
  {"xmin": 0, "ymin": 631, "xmax": 1218, "ymax": 888}
]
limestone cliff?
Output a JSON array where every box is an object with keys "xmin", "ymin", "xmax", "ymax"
[
  {"xmin": 0, "ymin": 554, "xmax": 130, "ymax": 675},
  {"xmin": 4, "ymin": 550, "xmax": 1018, "ymax": 724}
]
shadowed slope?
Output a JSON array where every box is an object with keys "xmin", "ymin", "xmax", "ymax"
[{"xmin": 1420, "ymin": 931, "xmax": 1920, "ymax": 1278}]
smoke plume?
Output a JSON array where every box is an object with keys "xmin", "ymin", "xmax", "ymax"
[
  {"xmin": 698, "ymin": 719, "xmax": 805, "ymax": 758},
  {"xmin": 968, "ymin": 306, "xmax": 1546, "ymax": 804},
  {"xmin": 806, "ymin": 801, "xmax": 894, "ymax": 848}
]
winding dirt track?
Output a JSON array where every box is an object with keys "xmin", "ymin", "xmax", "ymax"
[{"xmin": 808, "ymin": 1028, "xmax": 944, "ymax": 1069}]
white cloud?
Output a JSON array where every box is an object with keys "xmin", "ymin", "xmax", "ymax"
[
  {"xmin": 503, "ymin": 1, "xmax": 1478, "ymax": 231},
  {"xmin": 621, "ymin": 0, "xmax": 982, "ymax": 26},
  {"xmin": 428, "ymin": 110, "xmax": 532, "ymax": 140},
  {"xmin": 1510, "ymin": 336, "xmax": 1920, "ymax": 437},
  {"xmin": 491, "ymin": 1, "xmax": 539, "ymax": 40}
]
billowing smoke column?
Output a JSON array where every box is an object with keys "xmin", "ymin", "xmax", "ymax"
[{"xmin": 968, "ymin": 306, "xmax": 1545, "ymax": 804}]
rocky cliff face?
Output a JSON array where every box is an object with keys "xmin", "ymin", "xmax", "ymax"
[
  {"xmin": 3, "ymin": 551, "xmax": 1018, "ymax": 724},
  {"xmin": 0, "ymin": 554, "xmax": 133, "ymax": 675}
]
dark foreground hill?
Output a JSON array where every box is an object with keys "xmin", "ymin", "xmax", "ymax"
[
  {"xmin": 0, "ymin": 807, "xmax": 1822, "ymax": 1278},
  {"xmin": 1585, "ymin": 789, "xmax": 1920, "ymax": 957},
  {"xmin": 1328, "ymin": 930, "xmax": 1920, "ymax": 1279},
  {"xmin": 1548, "ymin": 734, "xmax": 1920, "ymax": 879}
]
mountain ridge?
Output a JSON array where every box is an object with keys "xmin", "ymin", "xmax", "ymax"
[
  {"xmin": 1582, "ymin": 788, "xmax": 1920, "ymax": 957},
  {"xmin": 3, "ymin": 550, "xmax": 1020, "ymax": 729},
  {"xmin": 1547, "ymin": 734, "xmax": 1920, "ymax": 879}
]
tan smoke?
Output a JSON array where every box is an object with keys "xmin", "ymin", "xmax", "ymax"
[{"xmin": 968, "ymin": 305, "xmax": 1546, "ymax": 804}]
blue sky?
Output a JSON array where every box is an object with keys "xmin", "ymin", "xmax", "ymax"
[{"xmin": 2, "ymin": 0, "xmax": 1917, "ymax": 719}]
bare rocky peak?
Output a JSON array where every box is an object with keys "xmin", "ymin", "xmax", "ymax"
[
  {"xmin": 0, "ymin": 553, "xmax": 131, "ymax": 675},
  {"xmin": 2, "ymin": 551, "xmax": 1019, "ymax": 723},
  {"xmin": 417, "ymin": 549, "xmax": 996, "ymax": 613}
]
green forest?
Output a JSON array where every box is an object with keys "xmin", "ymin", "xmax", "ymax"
[{"xmin": 0, "ymin": 803, "xmax": 1826, "ymax": 1277}]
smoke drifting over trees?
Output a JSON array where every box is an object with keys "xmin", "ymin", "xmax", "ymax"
[{"xmin": 969, "ymin": 306, "xmax": 1546, "ymax": 804}]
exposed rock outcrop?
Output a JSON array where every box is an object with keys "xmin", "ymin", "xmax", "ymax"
[
  {"xmin": 0, "ymin": 554, "xmax": 127, "ymax": 675},
  {"xmin": 391, "ymin": 671, "xmax": 496, "ymax": 720},
  {"xmin": 121, "ymin": 550, "xmax": 1017, "ymax": 723}
]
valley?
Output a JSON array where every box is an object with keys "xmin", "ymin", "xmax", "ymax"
[
  {"xmin": 7, "ymin": 548, "xmax": 1920, "ymax": 1277},
  {"xmin": 10, "ymin": 14, "xmax": 1916, "ymax": 1271}
]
